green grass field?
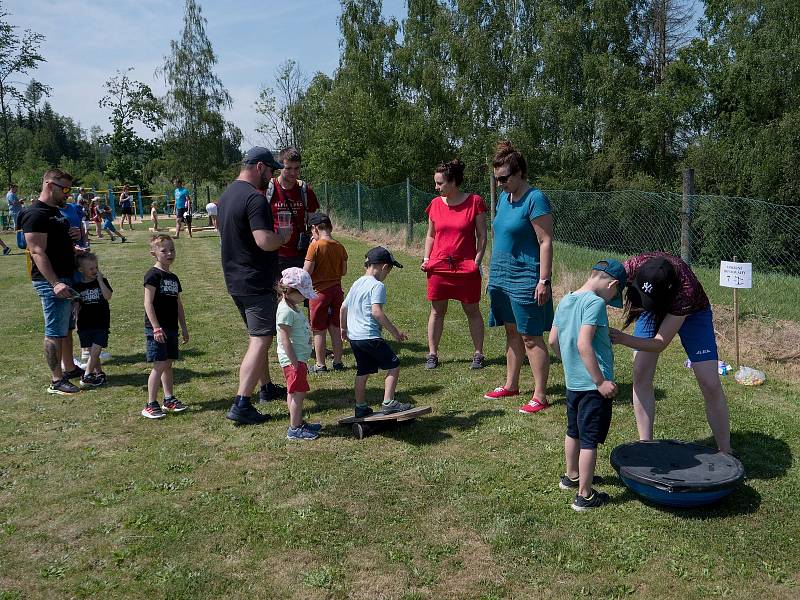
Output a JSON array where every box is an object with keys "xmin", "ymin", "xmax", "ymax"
[{"xmin": 1, "ymin": 231, "xmax": 798, "ymax": 599}]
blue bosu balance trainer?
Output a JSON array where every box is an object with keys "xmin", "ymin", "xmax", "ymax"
[{"xmin": 610, "ymin": 440, "xmax": 745, "ymax": 507}]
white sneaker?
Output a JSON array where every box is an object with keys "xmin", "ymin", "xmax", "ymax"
[{"xmin": 75, "ymin": 360, "xmax": 88, "ymax": 370}]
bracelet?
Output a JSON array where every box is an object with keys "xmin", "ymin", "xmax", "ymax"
[
  {"xmin": 153, "ymin": 327, "xmax": 164, "ymax": 333},
  {"xmin": 422, "ymin": 257, "xmax": 429, "ymax": 261}
]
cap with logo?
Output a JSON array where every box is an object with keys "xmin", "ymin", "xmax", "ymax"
[
  {"xmin": 364, "ymin": 246, "xmax": 403, "ymax": 268},
  {"xmin": 242, "ymin": 146, "xmax": 283, "ymax": 170},
  {"xmin": 591, "ymin": 258, "xmax": 627, "ymax": 308},
  {"xmin": 628, "ymin": 257, "xmax": 678, "ymax": 313}
]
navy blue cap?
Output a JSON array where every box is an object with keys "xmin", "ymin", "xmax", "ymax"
[{"xmin": 242, "ymin": 147, "xmax": 283, "ymax": 169}]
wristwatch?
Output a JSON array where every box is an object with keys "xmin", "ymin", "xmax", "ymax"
[{"xmin": 539, "ymin": 278, "xmax": 551, "ymax": 286}]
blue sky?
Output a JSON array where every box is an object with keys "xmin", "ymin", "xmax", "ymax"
[{"xmin": 8, "ymin": 0, "xmax": 407, "ymax": 147}]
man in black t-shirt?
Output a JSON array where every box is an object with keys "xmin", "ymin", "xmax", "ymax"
[
  {"xmin": 217, "ymin": 147, "xmax": 290, "ymax": 425},
  {"xmin": 20, "ymin": 169, "xmax": 83, "ymax": 395}
]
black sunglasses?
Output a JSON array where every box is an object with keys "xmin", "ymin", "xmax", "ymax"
[{"xmin": 494, "ymin": 174, "xmax": 512, "ymax": 184}]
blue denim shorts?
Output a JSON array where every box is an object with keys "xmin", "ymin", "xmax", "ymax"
[
  {"xmin": 145, "ymin": 328, "xmax": 179, "ymax": 362},
  {"xmin": 633, "ymin": 306, "xmax": 719, "ymax": 363},
  {"xmin": 33, "ymin": 278, "xmax": 75, "ymax": 338}
]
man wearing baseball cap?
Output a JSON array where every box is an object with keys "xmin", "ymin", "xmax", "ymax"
[{"xmin": 217, "ymin": 147, "xmax": 290, "ymax": 425}]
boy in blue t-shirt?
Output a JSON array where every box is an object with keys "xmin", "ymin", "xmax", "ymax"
[
  {"xmin": 549, "ymin": 259, "xmax": 626, "ymax": 512},
  {"xmin": 341, "ymin": 247, "xmax": 409, "ymax": 418}
]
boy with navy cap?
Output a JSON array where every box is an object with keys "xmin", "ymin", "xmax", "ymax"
[
  {"xmin": 341, "ymin": 246, "xmax": 410, "ymax": 417},
  {"xmin": 549, "ymin": 259, "xmax": 626, "ymax": 511}
]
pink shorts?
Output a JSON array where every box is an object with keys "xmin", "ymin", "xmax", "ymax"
[{"xmin": 282, "ymin": 362, "xmax": 310, "ymax": 394}]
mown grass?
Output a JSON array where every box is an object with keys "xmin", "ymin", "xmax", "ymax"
[{"xmin": 0, "ymin": 230, "xmax": 798, "ymax": 599}]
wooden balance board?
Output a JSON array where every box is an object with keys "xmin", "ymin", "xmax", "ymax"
[{"xmin": 338, "ymin": 406, "xmax": 431, "ymax": 439}]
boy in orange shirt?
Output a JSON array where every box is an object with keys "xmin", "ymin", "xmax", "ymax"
[{"xmin": 304, "ymin": 212, "xmax": 348, "ymax": 372}]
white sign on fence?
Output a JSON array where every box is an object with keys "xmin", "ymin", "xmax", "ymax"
[{"xmin": 720, "ymin": 261, "xmax": 752, "ymax": 289}]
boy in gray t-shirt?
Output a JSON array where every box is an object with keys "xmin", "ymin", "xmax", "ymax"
[{"xmin": 341, "ymin": 247, "xmax": 409, "ymax": 418}]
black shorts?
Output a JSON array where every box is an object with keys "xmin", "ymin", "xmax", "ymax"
[
  {"xmin": 121, "ymin": 206, "xmax": 133, "ymax": 215},
  {"xmin": 349, "ymin": 338, "xmax": 399, "ymax": 376},
  {"xmin": 177, "ymin": 207, "xmax": 192, "ymax": 223},
  {"xmin": 566, "ymin": 389, "xmax": 613, "ymax": 449},
  {"xmin": 232, "ymin": 293, "xmax": 277, "ymax": 337},
  {"xmin": 78, "ymin": 328, "xmax": 109, "ymax": 349},
  {"xmin": 145, "ymin": 328, "xmax": 179, "ymax": 362}
]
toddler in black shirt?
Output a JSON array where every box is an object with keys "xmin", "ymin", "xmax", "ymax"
[
  {"xmin": 142, "ymin": 234, "xmax": 189, "ymax": 419},
  {"xmin": 74, "ymin": 252, "xmax": 113, "ymax": 387}
]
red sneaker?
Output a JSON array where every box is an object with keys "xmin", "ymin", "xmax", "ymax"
[
  {"xmin": 518, "ymin": 398, "xmax": 550, "ymax": 413},
  {"xmin": 483, "ymin": 386, "xmax": 520, "ymax": 400}
]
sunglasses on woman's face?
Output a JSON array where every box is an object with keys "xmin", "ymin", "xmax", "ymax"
[{"xmin": 494, "ymin": 173, "xmax": 512, "ymax": 184}]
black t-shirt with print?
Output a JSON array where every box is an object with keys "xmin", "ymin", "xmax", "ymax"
[
  {"xmin": 216, "ymin": 179, "xmax": 277, "ymax": 296},
  {"xmin": 18, "ymin": 201, "xmax": 75, "ymax": 280},
  {"xmin": 74, "ymin": 277, "xmax": 112, "ymax": 331},
  {"xmin": 143, "ymin": 267, "xmax": 182, "ymax": 330}
]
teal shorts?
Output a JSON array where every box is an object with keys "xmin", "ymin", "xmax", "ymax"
[{"xmin": 488, "ymin": 287, "xmax": 553, "ymax": 336}]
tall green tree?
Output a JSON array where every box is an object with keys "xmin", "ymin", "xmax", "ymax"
[
  {"xmin": 0, "ymin": 1, "xmax": 46, "ymax": 186},
  {"xmin": 99, "ymin": 68, "xmax": 165, "ymax": 186},
  {"xmin": 159, "ymin": 0, "xmax": 233, "ymax": 192}
]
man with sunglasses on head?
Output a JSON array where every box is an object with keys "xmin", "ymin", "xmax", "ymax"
[
  {"xmin": 217, "ymin": 147, "xmax": 292, "ymax": 425},
  {"xmin": 20, "ymin": 169, "xmax": 84, "ymax": 395}
]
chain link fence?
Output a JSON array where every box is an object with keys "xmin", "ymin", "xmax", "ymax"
[{"xmin": 318, "ymin": 181, "xmax": 800, "ymax": 278}]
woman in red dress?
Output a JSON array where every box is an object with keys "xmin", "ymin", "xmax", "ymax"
[{"xmin": 422, "ymin": 159, "xmax": 488, "ymax": 369}]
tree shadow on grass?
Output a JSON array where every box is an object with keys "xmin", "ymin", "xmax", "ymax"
[
  {"xmin": 610, "ymin": 382, "xmax": 667, "ymax": 406},
  {"xmin": 99, "ymin": 368, "xmax": 229, "ymax": 389},
  {"xmin": 193, "ymin": 397, "xmax": 238, "ymax": 413},
  {"xmin": 104, "ymin": 348, "xmax": 206, "ymax": 366},
  {"xmin": 695, "ymin": 430, "xmax": 792, "ymax": 480}
]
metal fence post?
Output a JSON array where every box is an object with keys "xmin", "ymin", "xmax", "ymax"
[
  {"xmin": 681, "ymin": 168, "xmax": 694, "ymax": 264},
  {"xmin": 357, "ymin": 181, "xmax": 363, "ymax": 231},
  {"xmin": 406, "ymin": 177, "xmax": 413, "ymax": 246}
]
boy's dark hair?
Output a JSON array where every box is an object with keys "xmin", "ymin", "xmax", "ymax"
[
  {"xmin": 279, "ymin": 147, "xmax": 302, "ymax": 163},
  {"xmin": 76, "ymin": 252, "xmax": 98, "ymax": 268}
]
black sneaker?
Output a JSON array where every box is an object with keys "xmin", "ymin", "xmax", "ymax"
[
  {"xmin": 226, "ymin": 402, "xmax": 270, "ymax": 425},
  {"xmin": 79, "ymin": 373, "xmax": 101, "ymax": 388},
  {"xmin": 141, "ymin": 401, "xmax": 165, "ymax": 419},
  {"xmin": 469, "ymin": 352, "xmax": 485, "ymax": 370},
  {"xmin": 559, "ymin": 474, "xmax": 604, "ymax": 491},
  {"xmin": 354, "ymin": 404, "xmax": 374, "ymax": 419},
  {"xmin": 47, "ymin": 377, "xmax": 81, "ymax": 395},
  {"xmin": 95, "ymin": 371, "xmax": 108, "ymax": 385},
  {"xmin": 309, "ymin": 364, "xmax": 328, "ymax": 374},
  {"xmin": 258, "ymin": 382, "xmax": 287, "ymax": 403},
  {"xmin": 163, "ymin": 397, "xmax": 188, "ymax": 413},
  {"xmin": 63, "ymin": 365, "xmax": 85, "ymax": 380},
  {"xmin": 332, "ymin": 362, "xmax": 346, "ymax": 372},
  {"xmin": 571, "ymin": 490, "xmax": 610, "ymax": 512},
  {"xmin": 425, "ymin": 354, "xmax": 439, "ymax": 369}
]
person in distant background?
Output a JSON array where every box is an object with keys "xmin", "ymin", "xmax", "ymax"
[
  {"xmin": 119, "ymin": 184, "xmax": 135, "ymax": 230},
  {"xmin": 174, "ymin": 180, "xmax": 192, "ymax": 238}
]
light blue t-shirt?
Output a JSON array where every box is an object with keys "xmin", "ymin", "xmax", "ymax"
[
  {"xmin": 553, "ymin": 291, "xmax": 614, "ymax": 391},
  {"xmin": 6, "ymin": 191, "xmax": 19, "ymax": 213},
  {"xmin": 343, "ymin": 275, "xmax": 387, "ymax": 340},
  {"xmin": 276, "ymin": 299, "xmax": 312, "ymax": 367},
  {"xmin": 174, "ymin": 187, "xmax": 189, "ymax": 209},
  {"xmin": 488, "ymin": 188, "xmax": 551, "ymax": 300}
]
